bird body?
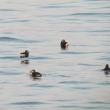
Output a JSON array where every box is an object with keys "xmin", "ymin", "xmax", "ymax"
[
  {"xmin": 102, "ymin": 64, "xmax": 110, "ymax": 71},
  {"xmin": 30, "ymin": 69, "xmax": 42, "ymax": 78},
  {"xmin": 20, "ymin": 50, "xmax": 29, "ymax": 58},
  {"xmin": 60, "ymin": 40, "xmax": 69, "ymax": 49}
]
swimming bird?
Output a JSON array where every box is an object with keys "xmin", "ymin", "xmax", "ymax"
[
  {"xmin": 102, "ymin": 64, "xmax": 110, "ymax": 71},
  {"xmin": 30, "ymin": 69, "xmax": 42, "ymax": 78},
  {"xmin": 60, "ymin": 40, "xmax": 69, "ymax": 49},
  {"xmin": 20, "ymin": 50, "xmax": 29, "ymax": 58}
]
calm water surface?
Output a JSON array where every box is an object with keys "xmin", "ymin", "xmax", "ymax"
[{"xmin": 0, "ymin": 0, "xmax": 110, "ymax": 110}]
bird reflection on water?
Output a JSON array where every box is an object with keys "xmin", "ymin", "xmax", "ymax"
[
  {"xmin": 104, "ymin": 71, "xmax": 110, "ymax": 76},
  {"xmin": 21, "ymin": 60, "xmax": 29, "ymax": 64}
]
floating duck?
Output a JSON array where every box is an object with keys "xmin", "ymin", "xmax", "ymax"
[
  {"xmin": 102, "ymin": 64, "xmax": 110, "ymax": 71},
  {"xmin": 30, "ymin": 69, "xmax": 42, "ymax": 78},
  {"xmin": 60, "ymin": 40, "xmax": 69, "ymax": 49},
  {"xmin": 20, "ymin": 50, "xmax": 29, "ymax": 58},
  {"xmin": 102, "ymin": 64, "xmax": 110, "ymax": 75}
]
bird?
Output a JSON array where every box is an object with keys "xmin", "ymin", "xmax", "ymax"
[
  {"xmin": 60, "ymin": 40, "xmax": 69, "ymax": 49},
  {"xmin": 30, "ymin": 69, "xmax": 42, "ymax": 78},
  {"xmin": 102, "ymin": 64, "xmax": 110, "ymax": 71},
  {"xmin": 20, "ymin": 50, "xmax": 29, "ymax": 58}
]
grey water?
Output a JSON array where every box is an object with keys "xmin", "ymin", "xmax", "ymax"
[{"xmin": 0, "ymin": 0, "xmax": 110, "ymax": 110}]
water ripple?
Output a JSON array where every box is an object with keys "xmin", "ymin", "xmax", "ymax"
[
  {"xmin": 97, "ymin": 82, "xmax": 110, "ymax": 86},
  {"xmin": 79, "ymin": 63, "xmax": 100, "ymax": 67},
  {"xmin": 70, "ymin": 12, "xmax": 110, "ymax": 16},
  {"xmin": 98, "ymin": 57, "xmax": 110, "ymax": 61},
  {"xmin": 28, "ymin": 84, "xmax": 56, "ymax": 88},
  {"xmin": 0, "ymin": 56, "xmax": 18, "ymax": 60},
  {"xmin": 11, "ymin": 101, "xmax": 46, "ymax": 105},
  {"xmin": 0, "ymin": 37, "xmax": 38, "ymax": 43},
  {"xmin": 41, "ymin": 5, "xmax": 73, "ymax": 9},
  {"xmin": 59, "ymin": 81, "xmax": 90, "ymax": 84},
  {"xmin": 0, "ymin": 71, "xmax": 22, "ymax": 76},
  {"xmin": 90, "ymin": 101, "xmax": 110, "ymax": 105},
  {"xmin": 1, "ymin": 19, "xmax": 31, "ymax": 23},
  {"xmin": 59, "ymin": 104, "xmax": 110, "ymax": 109},
  {"xmin": 63, "ymin": 30, "xmax": 110, "ymax": 33},
  {"xmin": 0, "ymin": 9, "xmax": 21, "ymax": 12},
  {"xmin": 39, "ymin": 12, "xmax": 110, "ymax": 18},
  {"xmin": 30, "ymin": 56, "xmax": 51, "ymax": 60},
  {"xmin": 58, "ymin": 105, "xmax": 76, "ymax": 108},
  {"xmin": 60, "ymin": 51, "xmax": 102, "ymax": 55}
]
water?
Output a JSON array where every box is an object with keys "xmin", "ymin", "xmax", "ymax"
[{"xmin": 0, "ymin": 0, "xmax": 110, "ymax": 110}]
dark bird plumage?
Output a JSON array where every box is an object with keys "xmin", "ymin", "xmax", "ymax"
[
  {"xmin": 60, "ymin": 40, "xmax": 69, "ymax": 49},
  {"xmin": 30, "ymin": 69, "xmax": 42, "ymax": 78},
  {"xmin": 20, "ymin": 50, "xmax": 29, "ymax": 58},
  {"xmin": 102, "ymin": 64, "xmax": 110, "ymax": 71}
]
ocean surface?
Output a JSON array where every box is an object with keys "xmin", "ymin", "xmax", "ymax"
[{"xmin": 0, "ymin": 0, "xmax": 110, "ymax": 110}]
